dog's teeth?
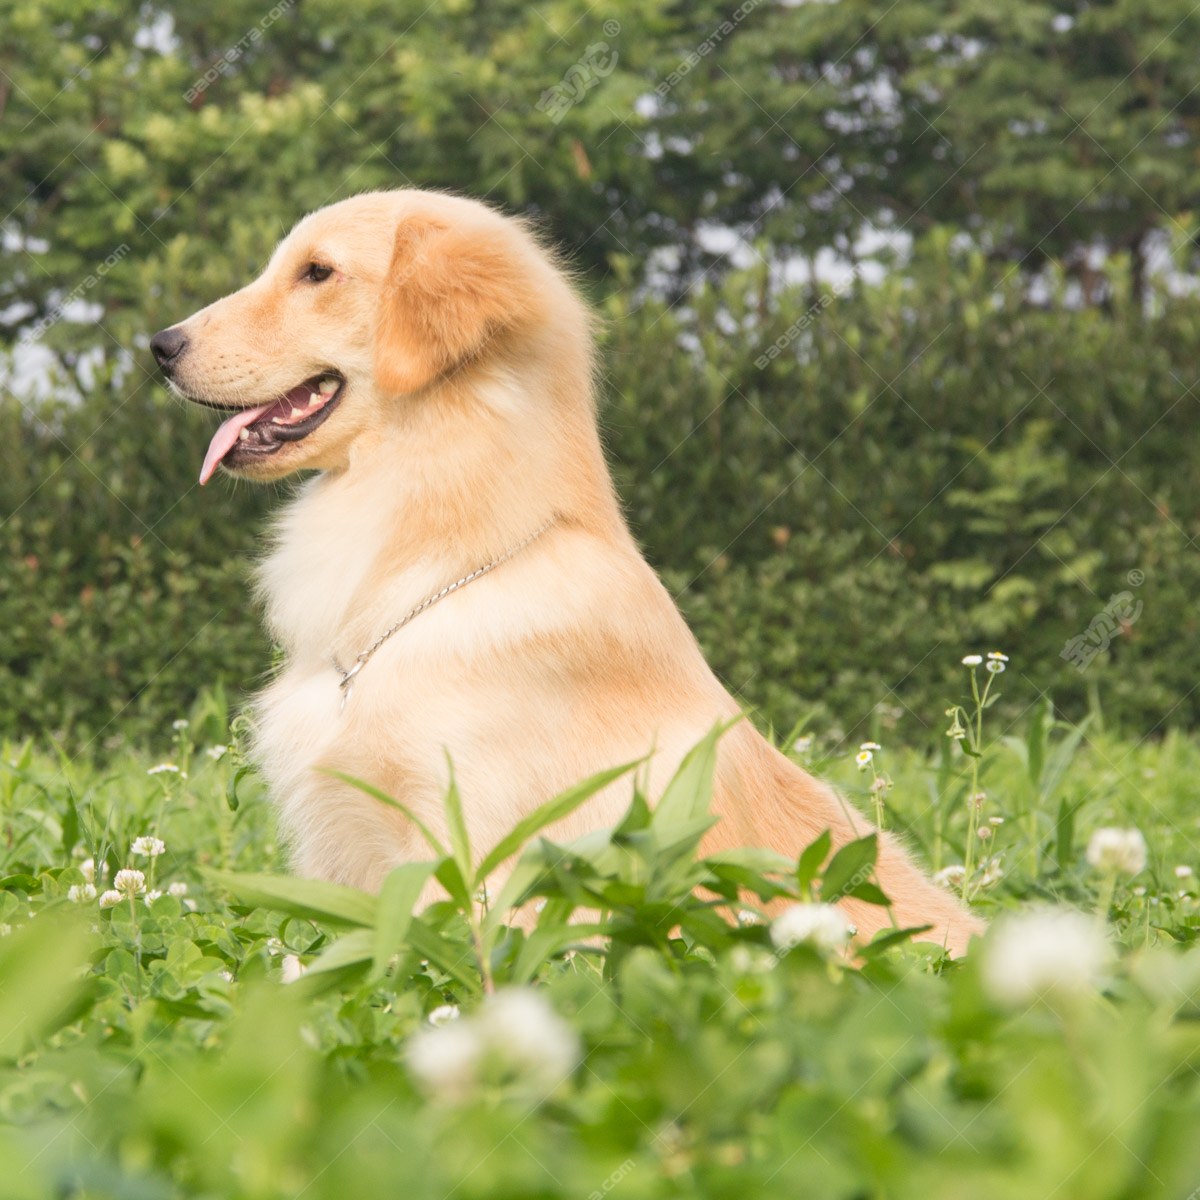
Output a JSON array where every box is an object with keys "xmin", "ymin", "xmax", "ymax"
[
  {"xmin": 290, "ymin": 406, "xmax": 303, "ymax": 418},
  {"xmin": 272, "ymin": 417, "xmax": 286, "ymax": 424},
  {"xmin": 319, "ymin": 378, "xmax": 338, "ymax": 395},
  {"xmin": 307, "ymin": 393, "xmax": 321, "ymax": 406},
  {"xmin": 238, "ymin": 428, "xmax": 249, "ymax": 441}
]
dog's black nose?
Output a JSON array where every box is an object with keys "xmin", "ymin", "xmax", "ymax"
[{"xmin": 150, "ymin": 327, "xmax": 188, "ymax": 372}]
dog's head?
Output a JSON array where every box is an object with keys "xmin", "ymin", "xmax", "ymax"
[{"xmin": 152, "ymin": 190, "xmax": 560, "ymax": 484}]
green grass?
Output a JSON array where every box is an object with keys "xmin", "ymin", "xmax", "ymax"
[{"xmin": 2, "ymin": 668, "xmax": 1200, "ymax": 1200}]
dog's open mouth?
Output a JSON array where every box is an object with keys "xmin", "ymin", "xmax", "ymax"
[{"xmin": 198, "ymin": 373, "xmax": 344, "ymax": 485}]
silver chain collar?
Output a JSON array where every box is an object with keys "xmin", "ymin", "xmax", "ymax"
[{"xmin": 332, "ymin": 516, "xmax": 557, "ymax": 710}]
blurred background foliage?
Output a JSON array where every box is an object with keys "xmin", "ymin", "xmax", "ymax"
[{"xmin": 2, "ymin": 0, "xmax": 1199, "ymax": 746}]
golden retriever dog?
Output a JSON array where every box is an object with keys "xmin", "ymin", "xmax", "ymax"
[{"xmin": 151, "ymin": 189, "xmax": 982, "ymax": 955}]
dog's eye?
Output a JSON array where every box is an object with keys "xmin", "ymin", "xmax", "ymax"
[{"xmin": 304, "ymin": 263, "xmax": 333, "ymax": 283}]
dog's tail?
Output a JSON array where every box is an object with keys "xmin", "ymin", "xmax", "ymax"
[{"xmin": 709, "ymin": 721, "xmax": 985, "ymax": 957}]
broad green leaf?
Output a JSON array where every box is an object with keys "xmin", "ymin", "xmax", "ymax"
[
  {"xmin": 859, "ymin": 924, "xmax": 932, "ymax": 958},
  {"xmin": 820, "ymin": 834, "xmax": 879, "ymax": 900},
  {"xmin": 372, "ymin": 861, "xmax": 436, "ymax": 979},
  {"xmin": 651, "ymin": 720, "xmax": 737, "ymax": 834},
  {"xmin": 302, "ymin": 929, "xmax": 375, "ymax": 978},
  {"xmin": 207, "ymin": 869, "xmax": 378, "ymax": 927},
  {"xmin": 797, "ymin": 829, "xmax": 832, "ymax": 896}
]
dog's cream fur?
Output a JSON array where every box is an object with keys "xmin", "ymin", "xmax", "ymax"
[{"xmin": 164, "ymin": 189, "xmax": 982, "ymax": 955}]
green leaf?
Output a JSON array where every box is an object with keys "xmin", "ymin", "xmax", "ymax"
[
  {"xmin": 442, "ymin": 756, "xmax": 473, "ymax": 889},
  {"xmin": 651, "ymin": 720, "xmax": 736, "ymax": 835},
  {"xmin": 302, "ymin": 929, "xmax": 375, "ymax": 979},
  {"xmin": 207, "ymin": 869, "xmax": 378, "ymax": 927},
  {"xmin": 511, "ymin": 922, "xmax": 610, "ymax": 984},
  {"xmin": 797, "ymin": 829, "xmax": 832, "ymax": 896},
  {"xmin": 372, "ymin": 861, "xmax": 436, "ymax": 979},
  {"xmin": 859, "ymin": 924, "xmax": 932, "ymax": 958},
  {"xmin": 476, "ymin": 760, "xmax": 640, "ymax": 881},
  {"xmin": 434, "ymin": 856, "xmax": 472, "ymax": 909},
  {"xmin": 820, "ymin": 834, "xmax": 879, "ymax": 901}
]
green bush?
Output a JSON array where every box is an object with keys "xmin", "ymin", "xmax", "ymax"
[{"xmin": 4, "ymin": 240, "xmax": 1200, "ymax": 745}]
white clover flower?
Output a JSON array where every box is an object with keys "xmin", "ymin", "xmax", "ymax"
[
  {"xmin": 113, "ymin": 868, "xmax": 146, "ymax": 897},
  {"xmin": 205, "ymin": 744, "xmax": 229, "ymax": 761},
  {"xmin": 770, "ymin": 903, "xmax": 854, "ymax": 954},
  {"xmin": 855, "ymin": 749, "xmax": 873, "ymax": 769},
  {"xmin": 982, "ymin": 907, "xmax": 1112, "ymax": 1007},
  {"xmin": 860, "ymin": 741, "xmax": 882, "ymax": 752},
  {"xmin": 147, "ymin": 763, "xmax": 179, "ymax": 776},
  {"xmin": 933, "ymin": 864, "xmax": 967, "ymax": 890},
  {"xmin": 428, "ymin": 1004, "xmax": 461, "ymax": 1026},
  {"xmin": 79, "ymin": 858, "xmax": 96, "ymax": 884},
  {"xmin": 962, "ymin": 654, "xmax": 983, "ymax": 666},
  {"xmin": 407, "ymin": 988, "xmax": 580, "ymax": 1102},
  {"xmin": 479, "ymin": 989, "xmax": 581, "ymax": 1090},
  {"xmin": 266, "ymin": 937, "xmax": 285, "ymax": 956},
  {"xmin": 1174, "ymin": 865, "xmax": 1194, "ymax": 880},
  {"xmin": 735, "ymin": 909, "xmax": 760, "ymax": 925},
  {"xmin": 168, "ymin": 881, "xmax": 188, "ymax": 897},
  {"xmin": 144, "ymin": 890, "xmax": 163, "ymax": 907},
  {"xmin": 1086, "ymin": 827, "xmax": 1147, "ymax": 876},
  {"xmin": 171, "ymin": 718, "xmax": 189, "ymax": 731},
  {"xmin": 977, "ymin": 826, "xmax": 993, "ymax": 841},
  {"xmin": 407, "ymin": 1018, "xmax": 484, "ymax": 1102},
  {"xmin": 131, "ymin": 836, "xmax": 166, "ymax": 858},
  {"xmin": 98, "ymin": 889, "xmax": 123, "ymax": 909},
  {"xmin": 68, "ymin": 883, "xmax": 97, "ymax": 903},
  {"xmin": 280, "ymin": 954, "xmax": 307, "ymax": 983},
  {"xmin": 0, "ymin": 924, "xmax": 10, "ymax": 937},
  {"xmin": 988, "ymin": 816, "xmax": 1005, "ymax": 826}
]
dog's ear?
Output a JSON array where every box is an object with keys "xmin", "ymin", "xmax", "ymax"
[{"xmin": 374, "ymin": 214, "xmax": 527, "ymax": 395}]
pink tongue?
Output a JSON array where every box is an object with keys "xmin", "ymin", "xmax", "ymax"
[{"xmin": 199, "ymin": 403, "xmax": 272, "ymax": 485}]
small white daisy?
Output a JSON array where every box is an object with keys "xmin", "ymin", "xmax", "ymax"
[
  {"xmin": 171, "ymin": 718, "xmax": 189, "ymax": 731},
  {"xmin": 206, "ymin": 744, "xmax": 229, "ymax": 761},
  {"xmin": 859, "ymin": 741, "xmax": 882, "ymax": 752},
  {"xmin": 933, "ymin": 864, "xmax": 966, "ymax": 889},
  {"xmin": 986, "ymin": 659, "xmax": 1006, "ymax": 674},
  {"xmin": 962, "ymin": 654, "xmax": 983, "ymax": 666},
  {"xmin": 1174, "ymin": 866, "xmax": 1194, "ymax": 880},
  {"xmin": 987, "ymin": 651, "xmax": 1009, "ymax": 662},
  {"xmin": 147, "ymin": 763, "xmax": 180, "ymax": 777},
  {"xmin": 855, "ymin": 749, "xmax": 873, "ymax": 769},
  {"xmin": 792, "ymin": 735, "xmax": 814, "ymax": 754}
]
